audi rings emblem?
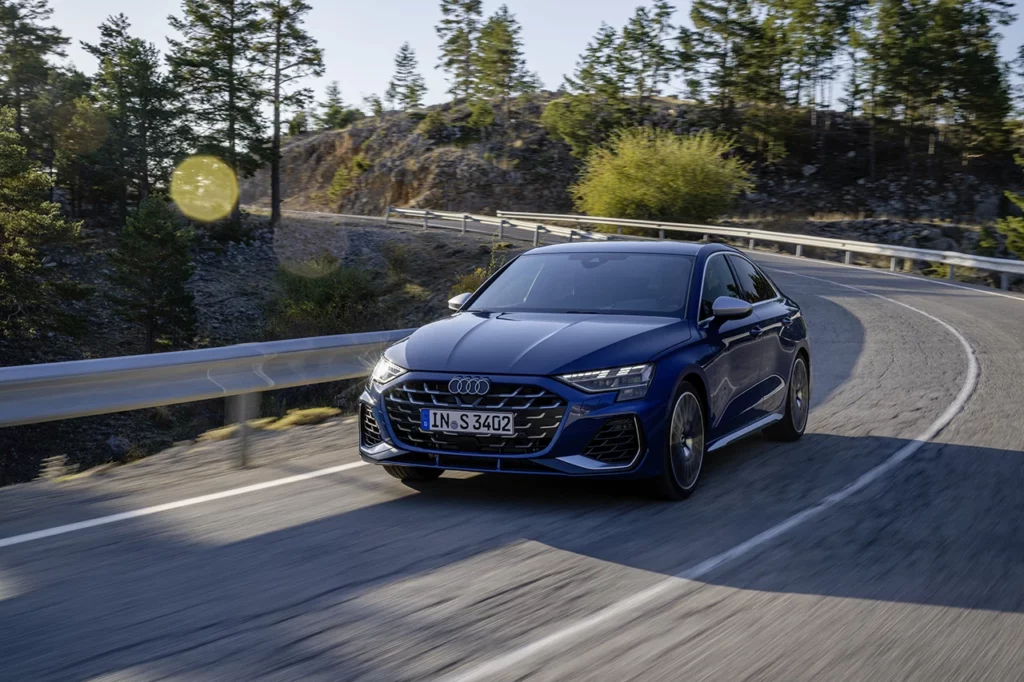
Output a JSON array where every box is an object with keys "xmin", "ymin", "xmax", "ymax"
[{"xmin": 449, "ymin": 376, "xmax": 491, "ymax": 395}]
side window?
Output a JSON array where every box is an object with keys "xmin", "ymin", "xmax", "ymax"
[
  {"xmin": 728, "ymin": 256, "xmax": 777, "ymax": 303},
  {"xmin": 700, "ymin": 255, "xmax": 741, "ymax": 319}
]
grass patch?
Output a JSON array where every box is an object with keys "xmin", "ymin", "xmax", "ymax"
[{"xmin": 197, "ymin": 408, "xmax": 340, "ymax": 441}]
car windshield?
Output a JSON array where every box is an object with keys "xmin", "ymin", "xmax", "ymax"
[{"xmin": 468, "ymin": 252, "xmax": 694, "ymax": 316}]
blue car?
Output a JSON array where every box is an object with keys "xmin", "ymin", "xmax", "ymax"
[{"xmin": 359, "ymin": 241, "xmax": 810, "ymax": 499}]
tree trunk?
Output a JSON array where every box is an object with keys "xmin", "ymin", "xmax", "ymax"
[{"xmin": 270, "ymin": 21, "xmax": 283, "ymax": 228}]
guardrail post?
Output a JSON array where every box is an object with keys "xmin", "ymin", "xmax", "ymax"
[
  {"xmin": 702, "ymin": 234, "xmax": 709, "ymax": 243},
  {"xmin": 533, "ymin": 225, "xmax": 540, "ymax": 247},
  {"xmin": 229, "ymin": 393, "xmax": 259, "ymax": 469},
  {"xmin": 890, "ymin": 257, "xmax": 897, "ymax": 272},
  {"xmin": 423, "ymin": 212, "xmax": 429, "ymax": 230},
  {"xmin": 658, "ymin": 228, "xmax": 665, "ymax": 240},
  {"xmin": 844, "ymin": 251, "xmax": 852, "ymax": 265},
  {"xmin": 461, "ymin": 214, "xmax": 468, "ymax": 234},
  {"xmin": 1001, "ymin": 273, "xmax": 1010, "ymax": 290},
  {"xmin": 384, "ymin": 206, "xmax": 392, "ymax": 226},
  {"xmin": 499, "ymin": 220, "xmax": 506, "ymax": 239},
  {"xmin": 569, "ymin": 230, "xmax": 575, "ymax": 242},
  {"xmin": 617, "ymin": 226, "xmax": 622, "ymax": 235},
  {"xmin": 749, "ymin": 238, "xmax": 756, "ymax": 250},
  {"xmin": 948, "ymin": 265, "xmax": 955, "ymax": 281},
  {"xmin": 795, "ymin": 245, "xmax": 803, "ymax": 257}
]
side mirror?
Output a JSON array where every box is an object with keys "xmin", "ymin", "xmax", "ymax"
[
  {"xmin": 712, "ymin": 296, "xmax": 753, "ymax": 321},
  {"xmin": 448, "ymin": 292, "xmax": 472, "ymax": 312}
]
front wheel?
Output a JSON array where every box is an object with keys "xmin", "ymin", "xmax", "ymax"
[
  {"xmin": 765, "ymin": 354, "xmax": 809, "ymax": 442},
  {"xmin": 382, "ymin": 465, "xmax": 444, "ymax": 482},
  {"xmin": 652, "ymin": 381, "xmax": 706, "ymax": 500}
]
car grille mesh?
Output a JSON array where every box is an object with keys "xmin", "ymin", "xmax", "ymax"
[
  {"xmin": 360, "ymin": 404, "xmax": 383, "ymax": 447},
  {"xmin": 582, "ymin": 416, "xmax": 642, "ymax": 465},
  {"xmin": 384, "ymin": 380, "xmax": 566, "ymax": 455}
]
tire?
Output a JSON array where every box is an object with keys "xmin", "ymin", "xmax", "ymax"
[
  {"xmin": 382, "ymin": 465, "xmax": 444, "ymax": 482},
  {"xmin": 652, "ymin": 381, "xmax": 706, "ymax": 500},
  {"xmin": 764, "ymin": 354, "xmax": 810, "ymax": 442}
]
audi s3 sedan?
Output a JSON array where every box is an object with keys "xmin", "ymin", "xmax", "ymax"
[{"xmin": 358, "ymin": 241, "xmax": 810, "ymax": 499}]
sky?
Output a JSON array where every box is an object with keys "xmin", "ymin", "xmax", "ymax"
[{"xmin": 47, "ymin": 0, "xmax": 1024, "ymax": 112}]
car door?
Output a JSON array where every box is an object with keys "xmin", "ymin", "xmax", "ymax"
[
  {"xmin": 726, "ymin": 255, "xmax": 789, "ymax": 417},
  {"xmin": 698, "ymin": 252, "xmax": 767, "ymax": 439}
]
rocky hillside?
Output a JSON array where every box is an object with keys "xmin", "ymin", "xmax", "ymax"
[{"xmin": 241, "ymin": 94, "xmax": 1010, "ymax": 224}]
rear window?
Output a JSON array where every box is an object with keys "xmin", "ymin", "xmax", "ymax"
[{"xmin": 469, "ymin": 252, "xmax": 694, "ymax": 316}]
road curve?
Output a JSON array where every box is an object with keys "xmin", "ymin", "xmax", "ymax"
[{"xmin": 0, "ymin": 253, "xmax": 1022, "ymax": 681}]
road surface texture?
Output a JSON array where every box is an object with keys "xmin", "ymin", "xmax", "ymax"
[{"xmin": 1, "ymin": 249, "xmax": 1023, "ymax": 681}]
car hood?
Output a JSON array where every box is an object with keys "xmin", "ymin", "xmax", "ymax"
[{"xmin": 389, "ymin": 312, "xmax": 691, "ymax": 376}]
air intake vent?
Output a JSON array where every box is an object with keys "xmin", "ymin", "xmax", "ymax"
[
  {"xmin": 360, "ymin": 404, "xmax": 383, "ymax": 447},
  {"xmin": 582, "ymin": 416, "xmax": 642, "ymax": 465}
]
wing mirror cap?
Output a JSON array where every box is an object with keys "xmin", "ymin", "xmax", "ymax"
[
  {"xmin": 712, "ymin": 296, "xmax": 753, "ymax": 320},
  {"xmin": 448, "ymin": 292, "xmax": 472, "ymax": 312}
]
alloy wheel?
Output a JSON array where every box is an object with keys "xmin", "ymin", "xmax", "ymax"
[
  {"xmin": 790, "ymin": 358, "xmax": 809, "ymax": 433},
  {"xmin": 669, "ymin": 391, "xmax": 705, "ymax": 491}
]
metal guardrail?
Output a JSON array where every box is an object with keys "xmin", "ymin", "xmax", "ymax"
[
  {"xmin": 496, "ymin": 210, "xmax": 1024, "ymax": 289},
  {"xmin": 0, "ymin": 329, "xmax": 413, "ymax": 466},
  {"xmin": 386, "ymin": 207, "xmax": 612, "ymax": 246}
]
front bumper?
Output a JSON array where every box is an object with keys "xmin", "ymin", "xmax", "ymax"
[{"xmin": 358, "ymin": 371, "xmax": 670, "ymax": 479}]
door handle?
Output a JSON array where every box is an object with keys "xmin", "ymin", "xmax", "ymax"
[{"xmin": 749, "ymin": 326, "xmax": 764, "ymax": 337}]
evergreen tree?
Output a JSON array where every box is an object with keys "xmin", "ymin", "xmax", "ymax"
[
  {"xmin": 0, "ymin": 106, "xmax": 77, "ymax": 338},
  {"xmin": 364, "ymin": 93, "xmax": 384, "ymax": 117},
  {"xmin": 436, "ymin": 0, "xmax": 482, "ymax": 100},
  {"xmin": 253, "ymin": 0, "xmax": 323, "ymax": 227},
  {"xmin": 83, "ymin": 14, "xmax": 185, "ymax": 221},
  {"xmin": 168, "ymin": 0, "xmax": 267, "ymax": 228},
  {"xmin": 315, "ymin": 81, "xmax": 363, "ymax": 129},
  {"xmin": 619, "ymin": 1, "xmax": 679, "ymax": 106},
  {"xmin": 564, "ymin": 22, "xmax": 626, "ymax": 101},
  {"xmin": 687, "ymin": 0, "xmax": 760, "ymax": 120},
  {"xmin": 0, "ymin": 0, "xmax": 68, "ymax": 144},
  {"xmin": 386, "ymin": 42, "xmax": 427, "ymax": 110},
  {"xmin": 107, "ymin": 195, "xmax": 195, "ymax": 353},
  {"xmin": 287, "ymin": 109, "xmax": 308, "ymax": 136},
  {"xmin": 474, "ymin": 5, "xmax": 537, "ymax": 114}
]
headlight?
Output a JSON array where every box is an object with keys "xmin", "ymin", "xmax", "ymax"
[
  {"xmin": 371, "ymin": 357, "xmax": 406, "ymax": 386},
  {"xmin": 557, "ymin": 364, "xmax": 654, "ymax": 402}
]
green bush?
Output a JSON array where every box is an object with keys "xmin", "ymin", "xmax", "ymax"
[
  {"xmin": 467, "ymin": 100, "xmax": 496, "ymax": 130},
  {"xmin": 997, "ymin": 156, "xmax": 1024, "ymax": 260},
  {"xmin": 571, "ymin": 128, "xmax": 753, "ymax": 225},
  {"xmin": 381, "ymin": 241, "xmax": 409, "ymax": 281},
  {"xmin": 417, "ymin": 109, "xmax": 447, "ymax": 138},
  {"xmin": 450, "ymin": 246, "xmax": 507, "ymax": 296},
  {"xmin": 541, "ymin": 94, "xmax": 629, "ymax": 158},
  {"xmin": 267, "ymin": 253, "xmax": 385, "ymax": 339}
]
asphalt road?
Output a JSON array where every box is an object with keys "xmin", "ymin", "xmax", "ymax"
[{"xmin": 1, "ymin": 252, "xmax": 1023, "ymax": 681}]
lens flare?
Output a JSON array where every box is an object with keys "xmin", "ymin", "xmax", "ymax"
[{"xmin": 170, "ymin": 156, "xmax": 239, "ymax": 223}]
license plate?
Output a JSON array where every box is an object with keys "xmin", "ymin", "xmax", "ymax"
[{"xmin": 420, "ymin": 409, "xmax": 515, "ymax": 436}]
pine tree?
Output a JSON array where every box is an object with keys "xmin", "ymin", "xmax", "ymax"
[
  {"xmin": 168, "ymin": 0, "xmax": 267, "ymax": 228},
  {"xmin": 436, "ymin": 0, "xmax": 483, "ymax": 100},
  {"xmin": 83, "ymin": 15, "xmax": 185, "ymax": 221},
  {"xmin": 253, "ymin": 0, "xmax": 323, "ymax": 227},
  {"xmin": 107, "ymin": 195, "xmax": 195, "ymax": 352},
  {"xmin": 0, "ymin": 0, "xmax": 68, "ymax": 144},
  {"xmin": 0, "ymin": 106, "xmax": 77, "ymax": 338},
  {"xmin": 688, "ymin": 0, "xmax": 760, "ymax": 120},
  {"xmin": 564, "ymin": 23, "xmax": 626, "ymax": 100},
  {"xmin": 364, "ymin": 93, "xmax": 384, "ymax": 117},
  {"xmin": 287, "ymin": 109, "xmax": 308, "ymax": 136},
  {"xmin": 386, "ymin": 42, "xmax": 427, "ymax": 110},
  {"xmin": 474, "ymin": 5, "xmax": 537, "ymax": 114},
  {"xmin": 619, "ymin": 1, "xmax": 678, "ymax": 106},
  {"xmin": 315, "ymin": 81, "xmax": 362, "ymax": 128}
]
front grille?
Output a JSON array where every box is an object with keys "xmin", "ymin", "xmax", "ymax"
[
  {"xmin": 388, "ymin": 452, "xmax": 554, "ymax": 473},
  {"xmin": 582, "ymin": 416, "xmax": 642, "ymax": 465},
  {"xmin": 384, "ymin": 380, "xmax": 566, "ymax": 455},
  {"xmin": 360, "ymin": 404, "xmax": 383, "ymax": 447}
]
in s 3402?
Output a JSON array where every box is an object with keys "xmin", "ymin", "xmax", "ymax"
[{"xmin": 359, "ymin": 240, "xmax": 810, "ymax": 499}]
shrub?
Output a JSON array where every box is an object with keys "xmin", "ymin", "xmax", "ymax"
[
  {"xmin": 267, "ymin": 253, "xmax": 385, "ymax": 339},
  {"xmin": 541, "ymin": 94, "xmax": 629, "ymax": 158},
  {"xmin": 417, "ymin": 109, "xmax": 447, "ymax": 138},
  {"xmin": 467, "ymin": 100, "xmax": 496, "ymax": 130},
  {"xmin": 997, "ymin": 156, "xmax": 1024, "ymax": 260},
  {"xmin": 381, "ymin": 241, "xmax": 409, "ymax": 281},
  {"xmin": 571, "ymin": 128, "xmax": 753, "ymax": 225},
  {"xmin": 450, "ymin": 246, "xmax": 507, "ymax": 296}
]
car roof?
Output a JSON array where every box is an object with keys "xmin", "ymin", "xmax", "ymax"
[{"xmin": 528, "ymin": 239, "xmax": 734, "ymax": 257}]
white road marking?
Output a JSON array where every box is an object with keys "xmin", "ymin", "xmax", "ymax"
[
  {"xmin": 0, "ymin": 461, "xmax": 368, "ymax": 549},
  {"xmin": 443, "ymin": 268, "xmax": 979, "ymax": 682},
  {"xmin": 751, "ymin": 249, "xmax": 1024, "ymax": 303}
]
